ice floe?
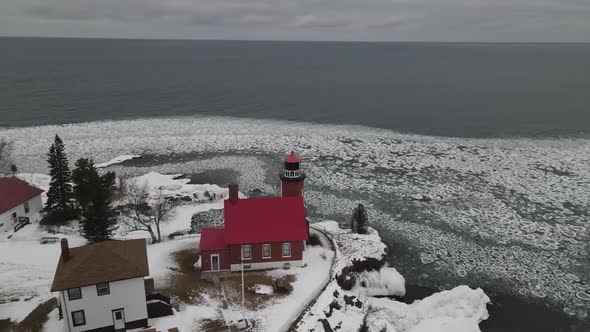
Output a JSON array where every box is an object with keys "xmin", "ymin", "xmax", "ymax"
[{"xmin": 1, "ymin": 115, "xmax": 588, "ymax": 318}]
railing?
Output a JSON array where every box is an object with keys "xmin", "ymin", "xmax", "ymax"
[{"xmin": 13, "ymin": 217, "xmax": 30, "ymax": 232}]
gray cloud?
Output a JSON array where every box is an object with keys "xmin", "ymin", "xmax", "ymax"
[
  {"xmin": 2, "ymin": 0, "xmax": 590, "ymax": 41},
  {"xmin": 292, "ymin": 15, "xmax": 353, "ymax": 28}
]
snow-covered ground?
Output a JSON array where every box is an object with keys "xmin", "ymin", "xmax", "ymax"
[
  {"xmin": 366, "ymin": 286, "xmax": 490, "ymax": 332},
  {"xmin": 296, "ymin": 221, "xmax": 491, "ymax": 332},
  {"xmin": 146, "ymin": 235, "xmax": 335, "ymax": 331},
  {"xmin": 121, "ymin": 172, "xmax": 226, "ymax": 240},
  {"xmin": 1, "ymin": 171, "xmax": 338, "ymax": 332},
  {"xmin": 0, "ymin": 172, "xmax": 225, "ymax": 327},
  {"xmin": 130, "ymin": 171, "xmax": 228, "ymax": 202},
  {"xmin": 95, "ymin": 154, "xmax": 141, "ymax": 168},
  {"xmin": 0, "ymin": 225, "xmax": 85, "ymax": 323}
]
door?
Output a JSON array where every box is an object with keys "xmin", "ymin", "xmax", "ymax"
[
  {"xmin": 112, "ymin": 309, "xmax": 126, "ymax": 331},
  {"xmin": 211, "ymin": 254, "xmax": 220, "ymax": 271}
]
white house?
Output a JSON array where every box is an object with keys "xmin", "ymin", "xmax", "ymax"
[
  {"xmin": 0, "ymin": 177, "xmax": 44, "ymax": 232},
  {"xmin": 51, "ymin": 239, "xmax": 151, "ymax": 332}
]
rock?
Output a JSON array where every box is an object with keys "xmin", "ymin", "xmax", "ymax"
[
  {"xmin": 191, "ymin": 209, "xmax": 224, "ymax": 232},
  {"xmin": 181, "ymin": 196, "xmax": 192, "ymax": 202},
  {"xmin": 166, "ymin": 196, "xmax": 180, "ymax": 203},
  {"xmin": 343, "ymin": 295, "xmax": 356, "ymax": 306}
]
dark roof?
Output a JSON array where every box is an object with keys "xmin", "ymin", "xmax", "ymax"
[
  {"xmin": 224, "ymin": 196, "xmax": 308, "ymax": 245},
  {"xmin": 199, "ymin": 227, "xmax": 227, "ymax": 250},
  {"xmin": 0, "ymin": 177, "xmax": 44, "ymax": 214},
  {"xmin": 51, "ymin": 239, "xmax": 149, "ymax": 291}
]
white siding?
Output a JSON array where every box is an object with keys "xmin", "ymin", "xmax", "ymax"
[
  {"xmin": 0, "ymin": 195, "xmax": 43, "ymax": 232},
  {"xmin": 59, "ymin": 277, "xmax": 147, "ymax": 332},
  {"xmin": 230, "ymin": 259, "xmax": 303, "ymax": 272},
  {"xmin": 0, "ymin": 212, "xmax": 11, "ymax": 231}
]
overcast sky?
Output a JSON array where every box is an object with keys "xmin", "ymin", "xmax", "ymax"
[{"xmin": 1, "ymin": 0, "xmax": 589, "ymax": 42}]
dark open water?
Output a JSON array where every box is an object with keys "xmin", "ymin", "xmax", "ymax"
[
  {"xmin": 1, "ymin": 37, "xmax": 590, "ymax": 138},
  {"xmin": 1, "ymin": 37, "xmax": 589, "ymax": 331}
]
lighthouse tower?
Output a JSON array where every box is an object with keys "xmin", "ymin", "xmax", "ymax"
[{"xmin": 280, "ymin": 151, "xmax": 306, "ymax": 197}]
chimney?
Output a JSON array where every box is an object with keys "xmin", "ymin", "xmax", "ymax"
[
  {"xmin": 60, "ymin": 238, "xmax": 70, "ymax": 263},
  {"xmin": 228, "ymin": 183, "xmax": 238, "ymax": 200}
]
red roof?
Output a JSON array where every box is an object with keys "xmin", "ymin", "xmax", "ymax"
[
  {"xmin": 284, "ymin": 151, "xmax": 301, "ymax": 163},
  {"xmin": 199, "ymin": 227, "xmax": 227, "ymax": 250},
  {"xmin": 224, "ymin": 196, "xmax": 307, "ymax": 244},
  {"xmin": 0, "ymin": 177, "xmax": 44, "ymax": 215}
]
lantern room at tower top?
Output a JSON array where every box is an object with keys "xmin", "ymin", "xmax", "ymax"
[{"xmin": 280, "ymin": 151, "xmax": 306, "ymax": 198}]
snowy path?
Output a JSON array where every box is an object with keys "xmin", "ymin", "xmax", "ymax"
[{"xmin": 287, "ymin": 225, "xmax": 338, "ymax": 330}]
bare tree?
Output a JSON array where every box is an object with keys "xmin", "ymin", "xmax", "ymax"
[
  {"xmin": 0, "ymin": 140, "xmax": 14, "ymax": 175},
  {"xmin": 118, "ymin": 180, "xmax": 174, "ymax": 243}
]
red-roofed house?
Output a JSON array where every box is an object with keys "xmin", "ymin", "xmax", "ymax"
[
  {"xmin": 0, "ymin": 177, "xmax": 44, "ymax": 232},
  {"xmin": 199, "ymin": 152, "xmax": 308, "ymax": 272}
]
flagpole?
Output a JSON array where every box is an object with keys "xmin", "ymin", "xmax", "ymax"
[{"xmin": 241, "ymin": 260, "xmax": 245, "ymax": 310}]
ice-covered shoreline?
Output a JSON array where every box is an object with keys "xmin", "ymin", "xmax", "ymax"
[
  {"xmin": 1, "ymin": 115, "xmax": 588, "ymax": 321},
  {"xmin": 296, "ymin": 221, "xmax": 491, "ymax": 332}
]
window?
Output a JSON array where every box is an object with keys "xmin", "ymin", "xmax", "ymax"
[
  {"xmin": 11, "ymin": 212, "xmax": 17, "ymax": 221},
  {"xmin": 262, "ymin": 244, "xmax": 271, "ymax": 258},
  {"xmin": 67, "ymin": 287, "xmax": 82, "ymax": 301},
  {"xmin": 282, "ymin": 243, "xmax": 291, "ymax": 257},
  {"xmin": 115, "ymin": 311, "xmax": 122, "ymax": 320},
  {"xmin": 96, "ymin": 282, "xmax": 110, "ymax": 296},
  {"xmin": 72, "ymin": 310, "xmax": 86, "ymax": 326},
  {"xmin": 241, "ymin": 245, "xmax": 251, "ymax": 260},
  {"xmin": 24, "ymin": 202, "xmax": 30, "ymax": 214}
]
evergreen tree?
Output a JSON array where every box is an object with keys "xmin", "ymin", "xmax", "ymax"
[
  {"xmin": 73, "ymin": 158, "xmax": 118, "ymax": 242},
  {"xmin": 0, "ymin": 139, "xmax": 13, "ymax": 175},
  {"xmin": 45, "ymin": 135, "xmax": 75, "ymax": 223},
  {"xmin": 72, "ymin": 158, "xmax": 97, "ymax": 215},
  {"xmin": 351, "ymin": 204, "xmax": 369, "ymax": 234}
]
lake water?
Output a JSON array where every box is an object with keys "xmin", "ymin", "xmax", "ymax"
[
  {"xmin": 1, "ymin": 37, "xmax": 590, "ymax": 138},
  {"xmin": 0, "ymin": 37, "xmax": 589, "ymax": 331}
]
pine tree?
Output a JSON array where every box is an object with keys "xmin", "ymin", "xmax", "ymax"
[
  {"xmin": 73, "ymin": 159, "xmax": 118, "ymax": 242},
  {"xmin": 45, "ymin": 135, "xmax": 75, "ymax": 223},
  {"xmin": 351, "ymin": 204, "xmax": 369, "ymax": 234},
  {"xmin": 72, "ymin": 158, "xmax": 97, "ymax": 215}
]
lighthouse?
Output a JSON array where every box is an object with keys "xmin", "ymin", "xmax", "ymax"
[{"xmin": 280, "ymin": 151, "xmax": 306, "ymax": 197}]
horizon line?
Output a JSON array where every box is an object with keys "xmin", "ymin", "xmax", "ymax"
[{"xmin": 1, "ymin": 34, "xmax": 589, "ymax": 45}]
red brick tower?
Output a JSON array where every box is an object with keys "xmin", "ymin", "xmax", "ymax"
[{"xmin": 280, "ymin": 151, "xmax": 306, "ymax": 197}]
